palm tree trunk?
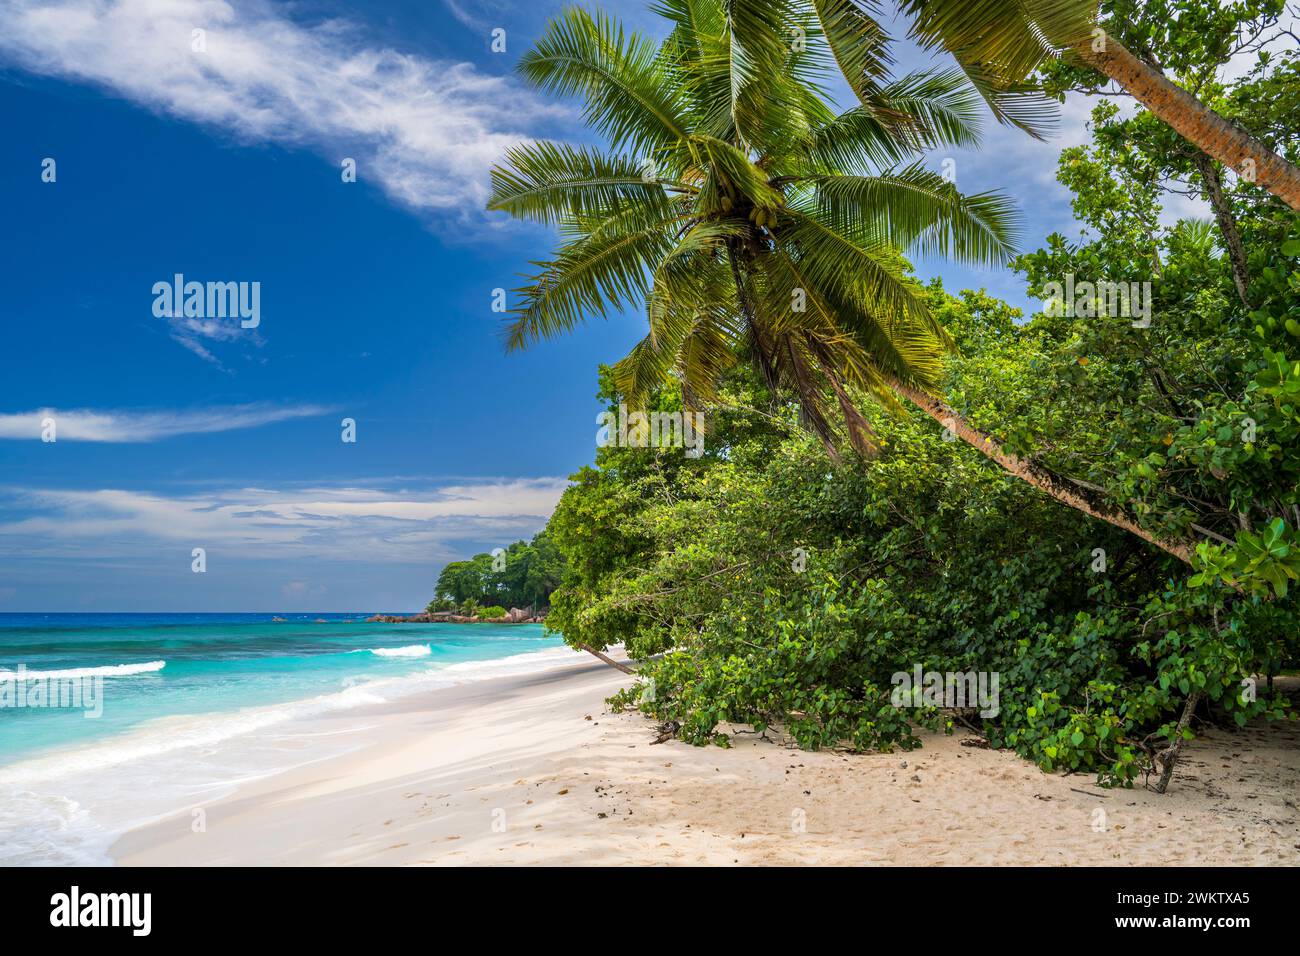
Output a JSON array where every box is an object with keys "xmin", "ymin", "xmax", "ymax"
[
  {"xmin": 1075, "ymin": 37, "xmax": 1300, "ymax": 212},
  {"xmin": 579, "ymin": 643, "xmax": 636, "ymax": 674},
  {"xmin": 886, "ymin": 377, "xmax": 1196, "ymax": 566}
]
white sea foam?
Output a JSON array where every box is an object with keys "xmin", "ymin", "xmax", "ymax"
[
  {"xmin": 0, "ymin": 788, "xmax": 112, "ymax": 867},
  {"xmin": 0, "ymin": 644, "xmax": 582, "ymax": 863},
  {"xmin": 362, "ymin": 644, "xmax": 432, "ymax": 658},
  {"xmin": 0, "ymin": 660, "xmax": 165, "ymax": 681},
  {"xmin": 0, "ymin": 646, "xmax": 575, "ymax": 787}
]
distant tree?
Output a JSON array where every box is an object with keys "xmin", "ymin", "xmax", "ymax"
[{"xmin": 431, "ymin": 531, "xmax": 565, "ymax": 610}]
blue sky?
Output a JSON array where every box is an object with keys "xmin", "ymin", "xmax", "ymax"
[{"xmin": 0, "ymin": 0, "xmax": 1176, "ymax": 611}]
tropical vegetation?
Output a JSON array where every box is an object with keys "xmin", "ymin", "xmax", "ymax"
[{"xmin": 466, "ymin": 0, "xmax": 1299, "ymax": 790}]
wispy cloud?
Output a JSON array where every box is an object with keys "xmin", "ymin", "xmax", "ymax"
[
  {"xmin": 0, "ymin": 478, "xmax": 568, "ymax": 563},
  {"xmin": 158, "ymin": 308, "xmax": 262, "ymax": 368},
  {"xmin": 0, "ymin": 0, "xmax": 559, "ymax": 214},
  {"xmin": 0, "ymin": 403, "xmax": 331, "ymax": 442},
  {"xmin": 440, "ymin": 0, "xmax": 492, "ymax": 31}
]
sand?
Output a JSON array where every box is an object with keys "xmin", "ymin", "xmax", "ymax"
[{"xmin": 111, "ymin": 656, "xmax": 1300, "ymax": 866}]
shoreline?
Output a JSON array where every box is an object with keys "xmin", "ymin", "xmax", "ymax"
[
  {"xmin": 0, "ymin": 635, "xmax": 571, "ymax": 866},
  {"xmin": 111, "ymin": 657, "xmax": 1300, "ymax": 866}
]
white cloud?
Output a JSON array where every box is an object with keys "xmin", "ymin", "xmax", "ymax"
[
  {"xmin": 0, "ymin": 0, "xmax": 558, "ymax": 214},
  {"xmin": 158, "ymin": 307, "xmax": 260, "ymax": 367},
  {"xmin": 0, "ymin": 403, "xmax": 331, "ymax": 441},
  {"xmin": 281, "ymin": 579, "xmax": 326, "ymax": 598},
  {"xmin": 0, "ymin": 478, "xmax": 568, "ymax": 563},
  {"xmin": 440, "ymin": 0, "xmax": 492, "ymax": 31}
]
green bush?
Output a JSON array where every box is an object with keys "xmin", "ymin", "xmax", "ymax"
[{"xmin": 613, "ymin": 577, "xmax": 942, "ymax": 752}]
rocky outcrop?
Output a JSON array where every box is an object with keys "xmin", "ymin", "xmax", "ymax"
[{"xmin": 364, "ymin": 610, "xmax": 549, "ymax": 624}]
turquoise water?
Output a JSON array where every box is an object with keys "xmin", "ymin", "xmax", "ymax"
[{"xmin": 0, "ymin": 613, "xmax": 566, "ymax": 865}]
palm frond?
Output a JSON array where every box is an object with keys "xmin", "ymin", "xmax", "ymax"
[
  {"xmin": 615, "ymin": 305, "xmax": 740, "ymax": 407},
  {"xmin": 897, "ymin": 0, "xmax": 1098, "ymax": 138},
  {"xmin": 722, "ymin": 0, "xmax": 799, "ymax": 144},
  {"xmin": 806, "ymin": 0, "xmax": 893, "ymax": 105},
  {"xmin": 761, "ymin": 242, "xmax": 944, "ymax": 393},
  {"xmin": 488, "ymin": 141, "xmax": 683, "ymax": 225},
  {"xmin": 951, "ymin": 58, "xmax": 1060, "ymax": 140},
  {"xmin": 900, "ymin": 0, "xmax": 1098, "ymax": 74},
  {"xmin": 616, "ymin": 222, "xmax": 740, "ymax": 405},
  {"xmin": 870, "ymin": 68, "xmax": 984, "ymax": 149},
  {"xmin": 810, "ymin": 163, "xmax": 1020, "ymax": 267},
  {"xmin": 505, "ymin": 204, "xmax": 682, "ymax": 351},
  {"xmin": 780, "ymin": 200, "xmax": 931, "ymax": 330},
  {"xmin": 801, "ymin": 106, "xmax": 918, "ymax": 175},
  {"xmin": 520, "ymin": 7, "xmax": 690, "ymax": 156}
]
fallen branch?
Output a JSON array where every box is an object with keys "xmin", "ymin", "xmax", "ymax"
[{"xmin": 651, "ymin": 721, "xmax": 680, "ymax": 744}]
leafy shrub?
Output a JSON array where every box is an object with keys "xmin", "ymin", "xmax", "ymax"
[{"xmin": 614, "ymin": 577, "xmax": 943, "ymax": 751}]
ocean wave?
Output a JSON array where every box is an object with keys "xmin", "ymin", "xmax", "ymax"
[
  {"xmin": 0, "ymin": 644, "xmax": 582, "ymax": 864},
  {"xmin": 360, "ymin": 644, "xmax": 432, "ymax": 658},
  {"xmin": 0, "ymin": 660, "xmax": 166, "ymax": 681},
  {"xmin": 0, "ymin": 645, "xmax": 578, "ymax": 788},
  {"xmin": 0, "ymin": 788, "xmax": 112, "ymax": 867}
]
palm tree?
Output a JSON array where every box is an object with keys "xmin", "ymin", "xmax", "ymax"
[
  {"xmin": 894, "ymin": 0, "xmax": 1300, "ymax": 211},
  {"xmin": 488, "ymin": 0, "xmax": 1194, "ymax": 565}
]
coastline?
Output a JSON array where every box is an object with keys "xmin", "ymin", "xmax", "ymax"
[
  {"xmin": 112, "ymin": 657, "xmax": 1300, "ymax": 866},
  {"xmin": 0, "ymin": 626, "xmax": 569, "ymax": 866}
]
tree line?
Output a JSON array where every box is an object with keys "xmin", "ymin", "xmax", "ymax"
[{"xmin": 428, "ymin": 532, "xmax": 564, "ymax": 615}]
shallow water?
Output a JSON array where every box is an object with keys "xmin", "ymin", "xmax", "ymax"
[{"xmin": 0, "ymin": 612, "xmax": 566, "ymax": 865}]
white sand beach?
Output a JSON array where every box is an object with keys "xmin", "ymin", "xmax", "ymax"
[{"xmin": 112, "ymin": 656, "xmax": 1300, "ymax": 866}]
